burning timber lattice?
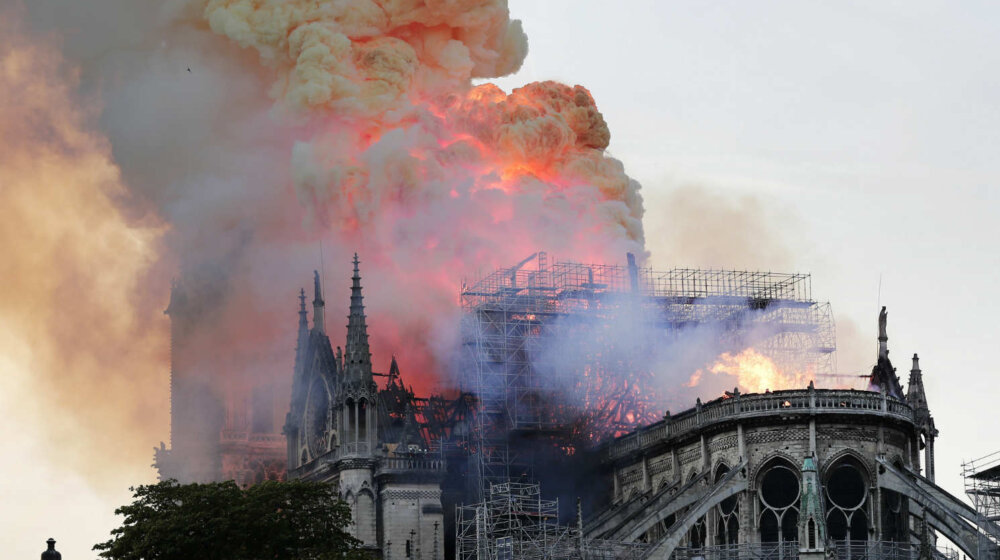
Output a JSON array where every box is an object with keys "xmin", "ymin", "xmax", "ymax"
[{"xmin": 459, "ymin": 252, "xmax": 837, "ymax": 493}]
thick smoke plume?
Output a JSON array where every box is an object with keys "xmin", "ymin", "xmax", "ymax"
[
  {"xmin": 3, "ymin": 2, "xmax": 868, "ymax": 557},
  {"xmin": 182, "ymin": 0, "xmax": 647, "ymax": 392},
  {"xmin": 532, "ymin": 293, "xmax": 822, "ymax": 437},
  {"xmin": 3, "ymin": 2, "xmax": 852, "ymax": 550},
  {"xmin": 0, "ymin": 9, "xmax": 169, "ymax": 490}
]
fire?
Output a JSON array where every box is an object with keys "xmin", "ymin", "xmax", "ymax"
[
  {"xmin": 196, "ymin": 0, "xmax": 646, "ymax": 393},
  {"xmin": 689, "ymin": 348, "xmax": 812, "ymax": 394}
]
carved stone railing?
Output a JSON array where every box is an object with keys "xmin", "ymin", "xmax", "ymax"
[
  {"xmin": 220, "ymin": 430, "xmax": 285, "ymax": 446},
  {"xmin": 670, "ymin": 540, "xmax": 935, "ymax": 560},
  {"xmin": 608, "ymin": 389, "xmax": 915, "ymax": 461},
  {"xmin": 339, "ymin": 442, "xmax": 371, "ymax": 457},
  {"xmin": 375, "ymin": 456, "xmax": 447, "ymax": 475}
]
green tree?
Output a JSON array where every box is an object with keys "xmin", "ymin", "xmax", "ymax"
[{"xmin": 94, "ymin": 479, "xmax": 369, "ymax": 560}]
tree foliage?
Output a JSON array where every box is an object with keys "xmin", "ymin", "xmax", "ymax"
[{"xmin": 94, "ymin": 479, "xmax": 369, "ymax": 560}]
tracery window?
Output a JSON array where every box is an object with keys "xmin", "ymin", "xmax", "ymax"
[
  {"xmin": 687, "ymin": 470, "xmax": 706, "ymax": 548},
  {"xmin": 825, "ymin": 458, "xmax": 870, "ymax": 541},
  {"xmin": 758, "ymin": 460, "xmax": 799, "ymax": 545},
  {"xmin": 715, "ymin": 464, "xmax": 739, "ymax": 545},
  {"xmin": 881, "ymin": 459, "xmax": 908, "ymax": 542}
]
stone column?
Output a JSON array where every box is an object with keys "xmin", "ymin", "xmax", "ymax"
[
  {"xmin": 924, "ymin": 436, "xmax": 932, "ymax": 480},
  {"xmin": 809, "ymin": 419, "xmax": 817, "ymax": 458},
  {"xmin": 343, "ymin": 405, "xmax": 350, "ymax": 444},
  {"xmin": 738, "ymin": 424, "xmax": 746, "ymax": 462},
  {"xmin": 672, "ymin": 448, "xmax": 681, "ymax": 484},
  {"xmin": 642, "ymin": 455, "xmax": 651, "ymax": 493}
]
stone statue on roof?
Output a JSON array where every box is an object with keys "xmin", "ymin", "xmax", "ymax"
[{"xmin": 878, "ymin": 306, "xmax": 888, "ymax": 340}]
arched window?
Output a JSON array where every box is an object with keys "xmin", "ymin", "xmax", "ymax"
[
  {"xmin": 685, "ymin": 469, "xmax": 706, "ymax": 548},
  {"xmin": 356, "ymin": 490, "xmax": 375, "ymax": 545},
  {"xmin": 345, "ymin": 398, "xmax": 355, "ymax": 443},
  {"xmin": 824, "ymin": 457, "xmax": 871, "ymax": 542},
  {"xmin": 881, "ymin": 458, "xmax": 908, "ymax": 542},
  {"xmin": 757, "ymin": 459, "xmax": 800, "ymax": 546},
  {"xmin": 715, "ymin": 464, "xmax": 739, "ymax": 545}
]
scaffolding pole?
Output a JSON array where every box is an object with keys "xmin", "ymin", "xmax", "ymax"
[{"xmin": 460, "ymin": 253, "xmax": 839, "ymax": 494}]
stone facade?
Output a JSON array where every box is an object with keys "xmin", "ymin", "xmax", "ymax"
[
  {"xmin": 582, "ymin": 318, "xmax": 985, "ymax": 560},
  {"xmin": 600, "ymin": 386, "xmax": 924, "ymax": 547},
  {"xmin": 285, "ymin": 257, "xmax": 445, "ymax": 559}
]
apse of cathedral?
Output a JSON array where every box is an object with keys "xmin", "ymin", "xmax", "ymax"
[{"xmin": 284, "ymin": 255, "xmax": 450, "ymax": 560}]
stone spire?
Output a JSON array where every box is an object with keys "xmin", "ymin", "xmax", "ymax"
[
  {"xmin": 908, "ymin": 352, "xmax": 938, "ymax": 481},
  {"xmin": 312, "ymin": 270, "xmax": 325, "ymax": 334},
  {"xmin": 907, "ymin": 354, "xmax": 929, "ymax": 412},
  {"xmin": 292, "ymin": 288, "xmax": 310, "ymax": 399},
  {"xmin": 344, "ymin": 254, "xmax": 372, "ymax": 386},
  {"xmin": 298, "ymin": 288, "xmax": 308, "ymax": 331},
  {"xmin": 798, "ymin": 455, "xmax": 827, "ymax": 559}
]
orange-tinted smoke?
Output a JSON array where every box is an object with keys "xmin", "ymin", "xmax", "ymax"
[
  {"xmin": 0, "ymin": 11, "xmax": 169, "ymax": 491},
  {"xmin": 196, "ymin": 1, "xmax": 646, "ymax": 392}
]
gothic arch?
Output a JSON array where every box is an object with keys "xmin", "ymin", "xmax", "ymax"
[
  {"xmin": 342, "ymin": 489, "xmax": 356, "ymax": 530},
  {"xmin": 356, "ymin": 488, "xmax": 376, "ymax": 545},
  {"xmin": 821, "ymin": 449, "xmax": 875, "ymax": 487},
  {"xmin": 822, "ymin": 451, "xmax": 873, "ymax": 541},
  {"xmin": 755, "ymin": 456, "xmax": 800, "ymax": 545},
  {"xmin": 749, "ymin": 451, "xmax": 799, "ymax": 491},
  {"xmin": 659, "ymin": 477, "xmax": 672, "ymax": 491},
  {"xmin": 714, "ymin": 462, "xmax": 739, "ymax": 545},
  {"xmin": 686, "ymin": 469, "xmax": 700, "ymax": 484}
]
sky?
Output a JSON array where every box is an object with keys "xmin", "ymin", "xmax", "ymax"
[
  {"xmin": 488, "ymin": 0, "xmax": 999, "ymax": 505},
  {"xmin": 2, "ymin": 1, "xmax": 999, "ymax": 557}
]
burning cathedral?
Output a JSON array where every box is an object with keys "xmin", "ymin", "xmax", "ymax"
[{"xmin": 156, "ymin": 251, "xmax": 1000, "ymax": 560}]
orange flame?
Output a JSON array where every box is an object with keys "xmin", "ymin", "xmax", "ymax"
[{"xmin": 688, "ymin": 348, "xmax": 812, "ymax": 394}]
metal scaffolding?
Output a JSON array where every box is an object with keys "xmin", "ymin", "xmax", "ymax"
[
  {"xmin": 963, "ymin": 451, "xmax": 1000, "ymax": 559},
  {"xmin": 455, "ymin": 482, "xmax": 648, "ymax": 560},
  {"xmin": 460, "ymin": 252, "xmax": 837, "ymax": 491}
]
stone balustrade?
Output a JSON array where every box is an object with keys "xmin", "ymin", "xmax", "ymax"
[
  {"xmin": 220, "ymin": 430, "xmax": 285, "ymax": 445},
  {"xmin": 608, "ymin": 388, "xmax": 914, "ymax": 461},
  {"xmin": 376, "ymin": 456, "xmax": 447, "ymax": 475}
]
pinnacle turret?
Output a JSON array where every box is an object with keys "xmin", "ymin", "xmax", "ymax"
[
  {"xmin": 798, "ymin": 455, "xmax": 827, "ymax": 556},
  {"xmin": 298, "ymin": 288, "xmax": 308, "ymax": 330},
  {"xmin": 907, "ymin": 353, "xmax": 929, "ymax": 412},
  {"xmin": 294, "ymin": 288, "xmax": 310, "ymax": 378},
  {"xmin": 344, "ymin": 254, "xmax": 372, "ymax": 387}
]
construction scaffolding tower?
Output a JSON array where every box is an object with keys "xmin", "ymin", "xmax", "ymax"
[
  {"xmin": 455, "ymin": 482, "xmax": 648, "ymax": 560},
  {"xmin": 963, "ymin": 451, "xmax": 1000, "ymax": 559},
  {"xmin": 460, "ymin": 252, "xmax": 837, "ymax": 492}
]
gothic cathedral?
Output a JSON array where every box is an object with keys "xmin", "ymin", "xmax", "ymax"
[{"xmin": 285, "ymin": 255, "xmax": 446, "ymax": 559}]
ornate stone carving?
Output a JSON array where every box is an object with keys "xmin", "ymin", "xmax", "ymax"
[
  {"xmin": 379, "ymin": 488, "xmax": 442, "ymax": 501},
  {"xmin": 747, "ymin": 429, "xmax": 808, "ymax": 444}
]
